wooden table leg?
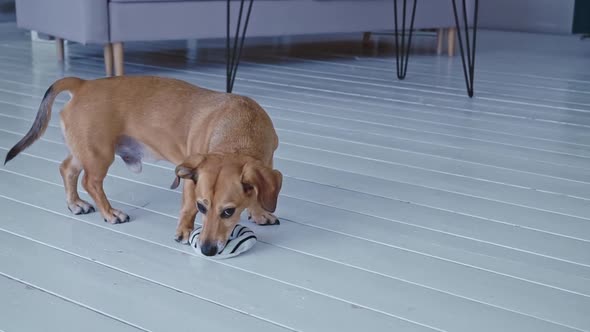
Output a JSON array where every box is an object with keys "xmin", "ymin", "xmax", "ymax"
[
  {"xmin": 447, "ymin": 27, "xmax": 456, "ymax": 56},
  {"xmin": 55, "ymin": 38, "xmax": 64, "ymax": 62},
  {"xmin": 113, "ymin": 42, "xmax": 124, "ymax": 76},
  {"xmin": 436, "ymin": 28, "xmax": 444, "ymax": 55},
  {"xmin": 103, "ymin": 43, "xmax": 113, "ymax": 77}
]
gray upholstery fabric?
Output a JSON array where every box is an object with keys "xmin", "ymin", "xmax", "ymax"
[
  {"xmin": 109, "ymin": 0, "xmax": 469, "ymax": 42},
  {"xmin": 15, "ymin": 0, "xmax": 109, "ymax": 44},
  {"xmin": 110, "ymin": 0, "xmax": 216, "ymax": 3},
  {"xmin": 109, "ymin": 1, "xmax": 391, "ymax": 41},
  {"xmin": 16, "ymin": 0, "xmax": 474, "ymax": 44},
  {"xmin": 112, "ymin": 0, "xmax": 381, "ymax": 1}
]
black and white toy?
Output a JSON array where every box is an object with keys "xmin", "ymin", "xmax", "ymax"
[{"xmin": 189, "ymin": 224, "xmax": 257, "ymax": 259}]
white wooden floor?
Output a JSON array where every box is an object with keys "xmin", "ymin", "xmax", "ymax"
[{"xmin": 1, "ymin": 22, "xmax": 590, "ymax": 332}]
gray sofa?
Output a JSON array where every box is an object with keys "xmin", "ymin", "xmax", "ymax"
[{"xmin": 15, "ymin": 0, "xmax": 474, "ymax": 76}]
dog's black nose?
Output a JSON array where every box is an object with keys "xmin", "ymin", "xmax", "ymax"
[{"xmin": 200, "ymin": 242, "xmax": 218, "ymax": 256}]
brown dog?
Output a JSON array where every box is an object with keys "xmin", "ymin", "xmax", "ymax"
[{"xmin": 5, "ymin": 75, "xmax": 282, "ymax": 256}]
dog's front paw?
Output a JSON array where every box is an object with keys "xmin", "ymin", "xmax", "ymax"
[
  {"xmin": 248, "ymin": 211, "xmax": 280, "ymax": 226},
  {"xmin": 103, "ymin": 209, "xmax": 130, "ymax": 224},
  {"xmin": 67, "ymin": 199, "xmax": 95, "ymax": 215},
  {"xmin": 174, "ymin": 225, "xmax": 193, "ymax": 244}
]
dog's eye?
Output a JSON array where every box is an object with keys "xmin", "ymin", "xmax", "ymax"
[
  {"xmin": 221, "ymin": 208, "xmax": 235, "ymax": 219},
  {"xmin": 197, "ymin": 202, "xmax": 207, "ymax": 214}
]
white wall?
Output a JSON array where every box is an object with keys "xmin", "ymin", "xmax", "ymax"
[{"xmin": 479, "ymin": 0, "xmax": 576, "ymax": 34}]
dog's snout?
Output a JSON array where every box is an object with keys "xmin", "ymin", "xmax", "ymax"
[{"xmin": 200, "ymin": 241, "xmax": 218, "ymax": 256}]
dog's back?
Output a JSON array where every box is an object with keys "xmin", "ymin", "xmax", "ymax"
[{"xmin": 56, "ymin": 75, "xmax": 278, "ymax": 165}]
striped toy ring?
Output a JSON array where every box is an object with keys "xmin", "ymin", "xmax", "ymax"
[{"xmin": 189, "ymin": 224, "xmax": 257, "ymax": 259}]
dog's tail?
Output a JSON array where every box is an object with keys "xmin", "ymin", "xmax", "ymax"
[{"xmin": 4, "ymin": 77, "xmax": 83, "ymax": 165}]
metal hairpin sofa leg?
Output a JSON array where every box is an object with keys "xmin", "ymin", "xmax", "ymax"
[{"xmin": 226, "ymin": 0, "xmax": 254, "ymax": 93}]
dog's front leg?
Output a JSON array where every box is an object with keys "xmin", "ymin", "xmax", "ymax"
[
  {"xmin": 247, "ymin": 203, "xmax": 280, "ymax": 226},
  {"xmin": 175, "ymin": 179, "xmax": 197, "ymax": 244}
]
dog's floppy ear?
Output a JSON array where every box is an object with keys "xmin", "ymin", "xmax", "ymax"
[
  {"xmin": 170, "ymin": 154, "xmax": 206, "ymax": 189},
  {"xmin": 241, "ymin": 162, "xmax": 283, "ymax": 212}
]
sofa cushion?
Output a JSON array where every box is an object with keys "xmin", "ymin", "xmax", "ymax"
[
  {"xmin": 109, "ymin": 0, "xmax": 473, "ymax": 42},
  {"xmin": 15, "ymin": 0, "xmax": 109, "ymax": 44},
  {"xmin": 110, "ymin": 0, "xmax": 284, "ymax": 2},
  {"xmin": 110, "ymin": 0, "xmax": 236, "ymax": 2}
]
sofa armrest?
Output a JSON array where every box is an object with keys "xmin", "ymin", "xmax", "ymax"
[{"xmin": 15, "ymin": 0, "xmax": 109, "ymax": 44}]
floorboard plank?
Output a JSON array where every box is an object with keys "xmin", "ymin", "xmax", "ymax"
[{"xmin": 0, "ymin": 274, "xmax": 144, "ymax": 332}]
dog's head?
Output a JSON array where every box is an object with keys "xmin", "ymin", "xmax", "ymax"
[{"xmin": 171, "ymin": 153, "xmax": 282, "ymax": 256}]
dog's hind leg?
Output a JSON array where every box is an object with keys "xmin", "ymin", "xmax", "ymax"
[
  {"xmin": 80, "ymin": 153, "xmax": 130, "ymax": 224},
  {"xmin": 59, "ymin": 155, "xmax": 94, "ymax": 215}
]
